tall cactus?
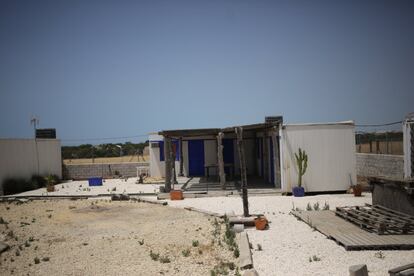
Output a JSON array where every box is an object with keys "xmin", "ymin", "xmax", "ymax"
[{"xmin": 294, "ymin": 148, "xmax": 308, "ymax": 187}]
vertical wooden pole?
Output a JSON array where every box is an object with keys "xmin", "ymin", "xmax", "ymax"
[
  {"xmin": 172, "ymin": 141, "xmax": 177, "ymax": 185},
  {"xmin": 179, "ymin": 137, "xmax": 184, "ymax": 176},
  {"xmin": 263, "ymin": 133, "xmax": 269, "ymax": 181},
  {"xmin": 217, "ymin": 132, "xmax": 226, "ymax": 189},
  {"xmin": 271, "ymin": 127, "xmax": 281, "ymax": 188},
  {"xmin": 164, "ymin": 137, "xmax": 172, "ymax": 192},
  {"xmin": 236, "ymin": 127, "xmax": 249, "ymax": 217}
]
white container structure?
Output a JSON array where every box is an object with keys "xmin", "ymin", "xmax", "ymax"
[
  {"xmin": 0, "ymin": 138, "xmax": 62, "ymax": 194},
  {"xmin": 149, "ymin": 118, "xmax": 357, "ymax": 194},
  {"xmin": 280, "ymin": 121, "xmax": 356, "ymax": 193}
]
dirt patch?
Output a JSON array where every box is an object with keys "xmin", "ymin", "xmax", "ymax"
[{"xmin": 0, "ymin": 199, "xmax": 237, "ymax": 275}]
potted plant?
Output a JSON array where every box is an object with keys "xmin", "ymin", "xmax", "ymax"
[
  {"xmin": 254, "ymin": 216, "xmax": 268, "ymax": 230},
  {"xmin": 170, "ymin": 189, "xmax": 183, "ymax": 200},
  {"xmin": 45, "ymin": 174, "xmax": 56, "ymax": 192},
  {"xmin": 292, "ymin": 148, "xmax": 308, "ymax": 197},
  {"xmin": 352, "ymin": 184, "xmax": 362, "ymax": 197}
]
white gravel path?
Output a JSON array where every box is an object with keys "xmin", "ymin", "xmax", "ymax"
[
  {"xmin": 12, "ymin": 178, "xmax": 164, "ymax": 197},
  {"xmin": 162, "ymin": 193, "xmax": 414, "ymax": 276}
]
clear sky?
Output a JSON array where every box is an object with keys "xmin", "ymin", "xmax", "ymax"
[{"xmin": 0, "ymin": 0, "xmax": 413, "ymax": 145}]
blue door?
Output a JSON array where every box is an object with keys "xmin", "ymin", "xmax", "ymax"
[
  {"xmin": 188, "ymin": 140, "xmax": 205, "ymax": 176},
  {"xmin": 269, "ymin": 138, "xmax": 275, "ymax": 185},
  {"xmin": 222, "ymin": 139, "xmax": 234, "ymax": 175}
]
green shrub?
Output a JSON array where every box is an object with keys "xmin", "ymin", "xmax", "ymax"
[
  {"xmin": 159, "ymin": 256, "xmax": 171, "ymax": 263},
  {"xmin": 31, "ymin": 175, "xmax": 47, "ymax": 188},
  {"xmin": 149, "ymin": 250, "xmax": 159, "ymax": 261},
  {"xmin": 2, "ymin": 174, "xmax": 60, "ymax": 195},
  {"xmin": 182, "ymin": 249, "xmax": 190, "ymax": 257},
  {"xmin": 192, "ymin": 240, "xmax": 199, "ymax": 247},
  {"xmin": 2, "ymin": 178, "xmax": 35, "ymax": 195}
]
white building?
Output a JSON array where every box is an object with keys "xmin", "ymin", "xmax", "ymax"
[
  {"xmin": 149, "ymin": 117, "xmax": 356, "ymax": 193},
  {"xmin": 0, "ymin": 138, "xmax": 62, "ymax": 194}
]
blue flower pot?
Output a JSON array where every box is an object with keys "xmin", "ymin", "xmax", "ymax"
[{"xmin": 292, "ymin": 186, "xmax": 305, "ymax": 197}]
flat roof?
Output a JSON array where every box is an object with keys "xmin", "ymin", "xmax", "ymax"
[
  {"xmin": 159, "ymin": 122, "xmax": 279, "ymax": 138},
  {"xmin": 283, "ymin": 120, "xmax": 355, "ymax": 127}
]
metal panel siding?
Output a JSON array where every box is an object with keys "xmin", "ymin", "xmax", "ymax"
[{"xmin": 281, "ymin": 124, "xmax": 356, "ymax": 193}]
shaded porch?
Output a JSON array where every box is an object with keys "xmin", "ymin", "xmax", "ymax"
[{"xmin": 159, "ymin": 116, "xmax": 283, "ymax": 193}]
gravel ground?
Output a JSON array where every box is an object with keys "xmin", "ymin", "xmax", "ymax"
[
  {"xmin": 164, "ymin": 193, "xmax": 414, "ymax": 276},
  {"xmin": 11, "ymin": 178, "xmax": 164, "ymax": 197},
  {"xmin": 0, "ymin": 199, "xmax": 237, "ymax": 275}
]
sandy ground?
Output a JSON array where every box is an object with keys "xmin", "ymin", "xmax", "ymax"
[
  {"xmin": 0, "ymin": 199, "xmax": 237, "ymax": 276},
  {"xmin": 162, "ymin": 193, "xmax": 414, "ymax": 276},
  {"xmin": 63, "ymin": 155, "xmax": 149, "ymax": 165},
  {"xmin": 11, "ymin": 178, "xmax": 167, "ymax": 197}
]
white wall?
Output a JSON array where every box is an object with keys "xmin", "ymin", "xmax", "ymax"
[
  {"xmin": 148, "ymin": 134, "xmax": 179, "ymax": 178},
  {"xmin": 0, "ymin": 139, "xmax": 62, "ymax": 193},
  {"xmin": 280, "ymin": 123, "xmax": 356, "ymax": 193}
]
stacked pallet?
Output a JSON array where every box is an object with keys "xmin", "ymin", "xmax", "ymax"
[{"xmin": 335, "ymin": 204, "xmax": 414, "ymax": 235}]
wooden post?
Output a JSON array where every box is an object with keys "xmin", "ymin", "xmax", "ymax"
[
  {"xmin": 271, "ymin": 127, "xmax": 281, "ymax": 188},
  {"xmin": 164, "ymin": 137, "xmax": 172, "ymax": 192},
  {"xmin": 217, "ymin": 132, "xmax": 226, "ymax": 189},
  {"xmin": 178, "ymin": 137, "xmax": 184, "ymax": 176},
  {"xmin": 263, "ymin": 133, "xmax": 269, "ymax": 181},
  {"xmin": 172, "ymin": 141, "xmax": 177, "ymax": 185},
  {"xmin": 236, "ymin": 127, "xmax": 249, "ymax": 217}
]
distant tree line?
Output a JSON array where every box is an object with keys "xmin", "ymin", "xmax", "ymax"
[{"xmin": 62, "ymin": 141, "xmax": 148, "ymax": 159}]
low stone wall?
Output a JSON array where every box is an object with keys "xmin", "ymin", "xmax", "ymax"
[
  {"xmin": 63, "ymin": 162, "xmax": 149, "ymax": 180},
  {"xmin": 356, "ymin": 153, "xmax": 404, "ymax": 179}
]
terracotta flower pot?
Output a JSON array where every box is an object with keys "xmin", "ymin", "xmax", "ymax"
[
  {"xmin": 353, "ymin": 185, "xmax": 362, "ymax": 197},
  {"xmin": 170, "ymin": 190, "xmax": 183, "ymax": 200},
  {"xmin": 254, "ymin": 217, "xmax": 268, "ymax": 230}
]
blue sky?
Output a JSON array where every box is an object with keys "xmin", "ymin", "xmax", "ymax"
[{"xmin": 0, "ymin": 0, "xmax": 413, "ymax": 144}]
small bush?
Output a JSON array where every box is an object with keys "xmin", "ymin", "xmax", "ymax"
[
  {"xmin": 182, "ymin": 249, "xmax": 190, "ymax": 257},
  {"xmin": 138, "ymin": 239, "xmax": 144, "ymax": 245},
  {"xmin": 312, "ymin": 255, "xmax": 321, "ymax": 262},
  {"xmin": 149, "ymin": 250, "xmax": 159, "ymax": 261},
  {"xmin": 2, "ymin": 178, "xmax": 35, "ymax": 195},
  {"xmin": 159, "ymin": 256, "xmax": 171, "ymax": 263},
  {"xmin": 323, "ymin": 201, "xmax": 330, "ymax": 210},
  {"xmin": 34, "ymin": 257, "xmax": 40, "ymax": 264},
  {"xmin": 42, "ymin": 257, "xmax": 50, "ymax": 262},
  {"xmin": 192, "ymin": 240, "xmax": 199, "ymax": 247},
  {"xmin": 31, "ymin": 175, "xmax": 47, "ymax": 188},
  {"xmin": 306, "ymin": 203, "xmax": 312, "ymax": 211},
  {"xmin": 257, "ymin": 244, "xmax": 262, "ymax": 251},
  {"xmin": 233, "ymin": 247, "xmax": 240, "ymax": 258},
  {"xmin": 313, "ymin": 202, "xmax": 320, "ymax": 211}
]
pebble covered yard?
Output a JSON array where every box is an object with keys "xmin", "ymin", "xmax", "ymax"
[
  {"xmin": 165, "ymin": 193, "xmax": 414, "ymax": 276},
  {"xmin": 0, "ymin": 199, "xmax": 237, "ymax": 275}
]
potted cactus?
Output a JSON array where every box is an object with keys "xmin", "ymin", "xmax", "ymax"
[
  {"xmin": 45, "ymin": 174, "xmax": 56, "ymax": 192},
  {"xmin": 293, "ymin": 148, "xmax": 308, "ymax": 197}
]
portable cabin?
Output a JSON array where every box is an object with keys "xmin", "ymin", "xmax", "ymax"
[{"xmin": 149, "ymin": 117, "xmax": 356, "ymax": 194}]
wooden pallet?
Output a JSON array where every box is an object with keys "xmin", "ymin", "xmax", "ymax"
[
  {"xmin": 335, "ymin": 204, "xmax": 414, "ymax": 235},
  {"xmin": 291, "ymin": 210, "xmax": 414, "ymax": 251}
]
